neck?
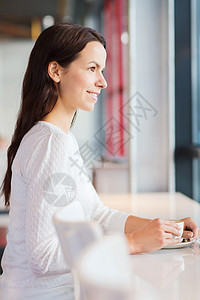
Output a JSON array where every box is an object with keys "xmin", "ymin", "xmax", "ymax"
[{"xmin": 41, "ymin": 102, "xmax": 76, "ymax": 134}]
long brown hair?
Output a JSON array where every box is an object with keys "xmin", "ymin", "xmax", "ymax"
[{"xmin": 1, "ymin": 23, "xmax": 106, "ymax": 206}]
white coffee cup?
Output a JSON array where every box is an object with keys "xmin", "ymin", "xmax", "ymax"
[{"xmin": 172, "ymin": 220, "xmax": 184, "ymax": 239}]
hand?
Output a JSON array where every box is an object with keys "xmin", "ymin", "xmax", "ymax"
[
  {"xmin": 179, "ymin": 217, "xmax": 200, "ymax": 239},
  {"xmin": 125, "ymin": 218, "xmax": 183, "ymax": 254}
]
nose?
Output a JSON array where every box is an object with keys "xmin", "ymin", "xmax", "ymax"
[{"xmin": 95, "ymin": 73, "xmax": 107, "ymax": 89}]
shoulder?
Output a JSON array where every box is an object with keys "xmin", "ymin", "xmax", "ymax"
[
  {"xmin": 20, "ymin": 121, "xmax": 75, "ymax": 153},
  {"xmin": 16, "ymin": 122, "xmax": 78, "ymax": 175}
]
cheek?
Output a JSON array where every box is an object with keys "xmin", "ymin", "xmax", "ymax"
[
  {"xmin": 60, "ymin": 77, "xmax": 75, "ymax": 96},
  {"xmin": 76, "ymin": 75, "xmax": 90, "ymax": 89},
  {"xmin": 60, "ymin": 72, "xmax": 91, "ymax": 97}
]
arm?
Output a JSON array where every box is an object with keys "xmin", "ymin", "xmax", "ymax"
[
  {"xmin": 124, "ymin": 215, "xmax": 151, "ymax": 233},
  {"xmin": 90, "ymin": 190, "xmax": 182, "ymax": 249},
  {"xmin": 24, "ymin": 133, "xmax": 74, "ymax": 276},
  {"xmin": 89, "ymin": 185, "xmax": 129, "ymax": 234},
  {"xmin": 124, "ymin": 216, "xmax": 183, "ymax": 254},
  {"xmin": 88, "ymin": 187, "xmax": 190, "ymax": 250},
  {"xmin": 124, "ymin": 215, "xmax": 200, "ymax": 254}
]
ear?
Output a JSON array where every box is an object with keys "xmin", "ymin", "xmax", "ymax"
[{"xmin": 48, "ymin": 61, "xmax": 61, "ymax": 83}]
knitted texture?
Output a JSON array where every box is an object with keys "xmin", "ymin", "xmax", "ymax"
[{"xmin": 1, "ymin": 121, "xmax": 129, "ymax": 289}]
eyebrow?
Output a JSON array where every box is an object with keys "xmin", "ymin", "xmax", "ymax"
[{"xmin": 88, "ymin": 61, "xmax": 102, "ymax": 69}]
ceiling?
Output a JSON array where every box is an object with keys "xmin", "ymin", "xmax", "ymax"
[{"xmin": 0, "ymin": 0, "xmax": 104, "ymax": 39}]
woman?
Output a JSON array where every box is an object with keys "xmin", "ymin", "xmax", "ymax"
[{"xmin": 0, "ymin": 23, "xmax": 199, "ymax": 299}]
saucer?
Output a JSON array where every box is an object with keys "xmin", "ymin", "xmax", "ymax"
[{"xmin": 163, "ymin": 238, "xmax": 196, "ymax": 249}]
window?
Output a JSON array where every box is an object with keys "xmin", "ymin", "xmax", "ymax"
[
  {"xmin": 175, "ymin": 0, "xmax": 200, "ymax": 202},
  {"xmin": 191, "ymin": 0, "xmax": 200, "ymax": 202}
]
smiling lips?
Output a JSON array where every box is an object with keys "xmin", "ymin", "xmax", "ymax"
[{"xmin": 87, "ymin": 91, "xmax": 99, "ymax": 101}]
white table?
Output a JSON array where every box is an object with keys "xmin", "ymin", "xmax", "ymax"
[{"xmin": 100, "ymin": 192, "xmax": 200, "ymax": 300}]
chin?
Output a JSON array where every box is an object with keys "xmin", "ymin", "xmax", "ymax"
[{"xmin": 81, "ymin": 104, "xmax": 95, "ymax": 112}]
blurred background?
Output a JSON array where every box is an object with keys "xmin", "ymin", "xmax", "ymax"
[{"xmin": 0, "ymin": 0, "xmax": 200, "ymax": 206}]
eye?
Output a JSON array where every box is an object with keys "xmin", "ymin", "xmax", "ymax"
[{"xmin": 89, "ymin": 66, "xmax": 96, "ymax": 72}]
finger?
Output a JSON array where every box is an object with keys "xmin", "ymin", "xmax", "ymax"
[
  {"xmin": 164, "ymin": 232, "xmax": 174, "ymax": 239},
  {"xmin": 162, "ymin": 224, "xmax": 181, "ymax": 237},
  {"xmin": 162, "ymin": 220, "xmax": 181, "ymax": 231},
  {"xmin": 186, "ymin": 223, "xmax": 198, "ymax": 238},
  {"xmin": 180, "ymin": 218, "xmax": 199, "ymax": 238},
  {"xmin": 192, "ymin": 226, "xmax": 199, "ymax": 238},
  {"xmin": 182, "ymin": 230, "xmax": 193, "ymax": 239},
  {"xmin": 164, "ymin": 231, "xmax": 183, "ymax": 240},
  {"xmin": 166, "ymin": 237, "xmax": 183, "ymax": 245}
]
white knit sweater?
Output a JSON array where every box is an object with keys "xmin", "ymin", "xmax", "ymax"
[{"xmin": 0, "ymin": 121, "xmax": 129, "ymax": 292}]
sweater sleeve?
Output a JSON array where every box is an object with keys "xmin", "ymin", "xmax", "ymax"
[
  {"xmin": 22, "ymin": 132, "xmax": 77, "ymax": 277},
  {"xmin": 90, "ymin": 184, "xmax": 129, "ymax": 234},
  {"xmin": 69, "ymin": 133, "xmax": 130, "ymax": 235}
]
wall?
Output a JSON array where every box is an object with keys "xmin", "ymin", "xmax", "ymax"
[
  {"xmin": 0, "ymin": 41, "xmax": 34, "ymax": 139},
  {"xmin": 129, "ymin": 0, "xmax": 174, "ymax": 192}
]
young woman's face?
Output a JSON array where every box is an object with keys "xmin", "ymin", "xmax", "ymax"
[{"xmin": 58, "ymin": 41, "xmax": 107, "ymax": 112}]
